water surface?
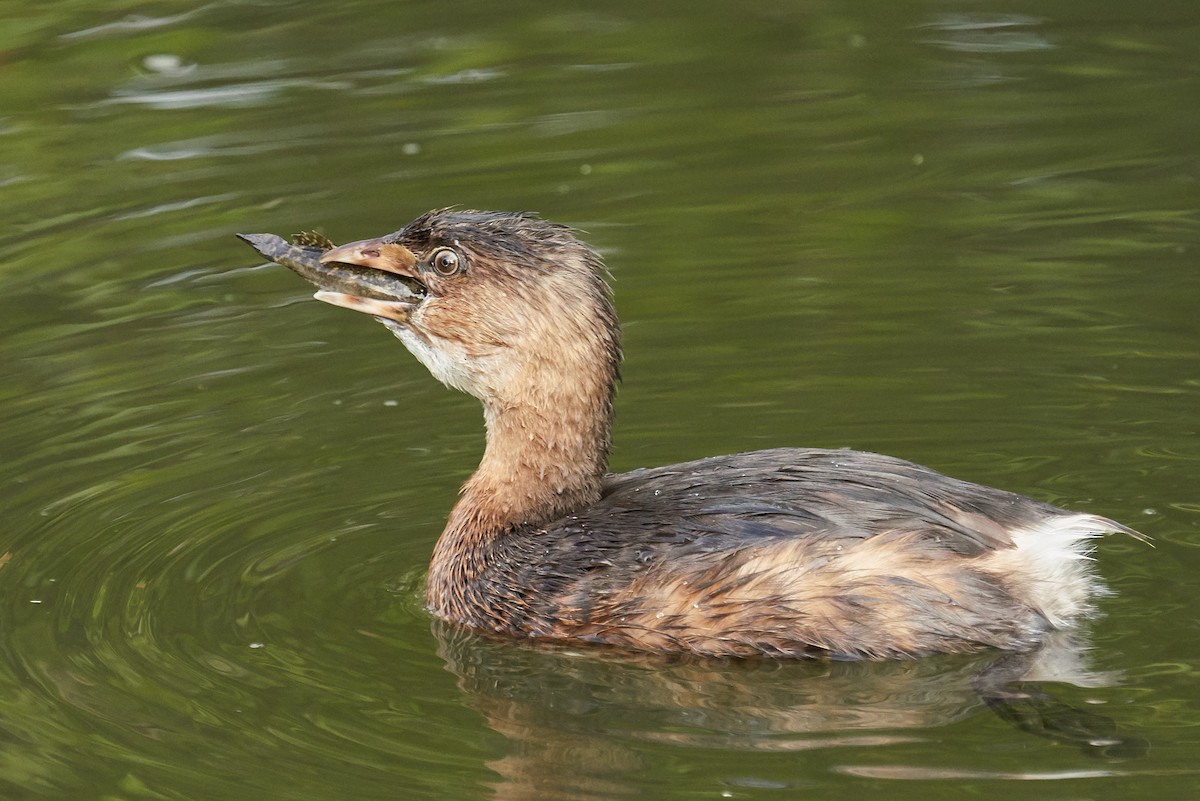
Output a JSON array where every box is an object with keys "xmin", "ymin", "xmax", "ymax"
[{"xmin": 2, "ymin": 1, "xmax": 1198, "ymax": 799}]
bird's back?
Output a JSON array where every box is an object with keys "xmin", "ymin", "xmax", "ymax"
[{"xmin": 468, "ymin": 449, "xmax": 1133, "ymax": 658}]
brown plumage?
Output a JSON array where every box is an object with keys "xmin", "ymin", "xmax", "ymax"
[{"xmin": 239, "ymin": 209, "xmax": 1142, "ymax": 659}]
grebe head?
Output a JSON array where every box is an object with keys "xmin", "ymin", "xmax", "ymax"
[{"xmin": 315, "ymin": 209, "xmax": 621, "ymax": 410}]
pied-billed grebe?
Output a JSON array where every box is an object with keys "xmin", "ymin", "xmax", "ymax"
[{"xmin": 238, "ymin": 209, "xmax": 1142, "ymax": 659}]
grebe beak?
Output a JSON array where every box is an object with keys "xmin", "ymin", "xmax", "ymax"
[
  {"xmin": 320, "ymin": 237, "xmax": 418, "ymax": 277},
  {"xmin": 310, "ymin": 290, "xmax": 412, "ymax": 323},
  {"xmin": 313, "ymin": 237, "xmax": 425, "ymax": 323}
]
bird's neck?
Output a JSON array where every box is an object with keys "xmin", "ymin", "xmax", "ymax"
[
  {"xmin": 465, "ymin": 391, "xmax": 613, "ymax": 525},
  {"xmin": 426, "ymin": 361, "xmax": 616, "ymax": 614}
]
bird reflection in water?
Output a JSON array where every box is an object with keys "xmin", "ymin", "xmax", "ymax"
[{"xmin": 430, "ymin": 622, "xmax": 1146, "ymax": 800}]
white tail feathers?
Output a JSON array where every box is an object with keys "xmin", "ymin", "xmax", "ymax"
[{"xmin": 994, "ymin": 513, "xmax": 1139, "ymax": 628}]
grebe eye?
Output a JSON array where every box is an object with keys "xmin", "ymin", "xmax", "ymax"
[{"xmin": 431, "ymin": 248, "xmax": 461, "ymax": 275}]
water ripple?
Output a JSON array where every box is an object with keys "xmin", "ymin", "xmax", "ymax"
[
  {"xmin": 59, "ymin": 6, "xmax": 215, "ymax": 41},
  {"xmin": 105, "ymin": 79, "xmax": 352, "ymax": 110}
]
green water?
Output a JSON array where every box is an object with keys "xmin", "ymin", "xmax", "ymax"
[{"xmin": 2, "ymin": 1, "xmax": 1198, "ymax": 798}]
